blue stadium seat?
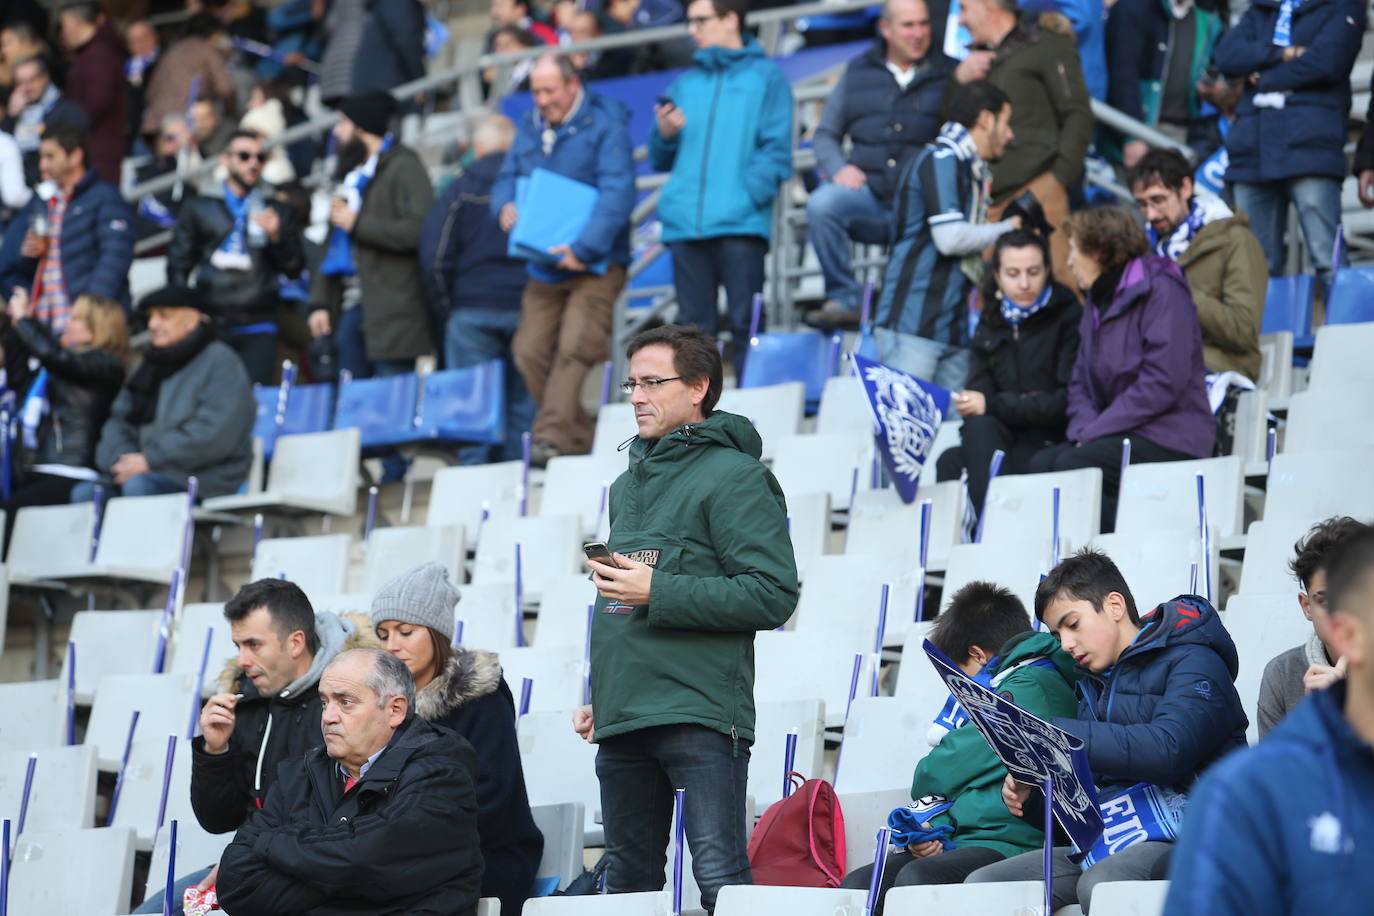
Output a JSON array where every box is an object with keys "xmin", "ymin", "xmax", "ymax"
[
  {"xmin": 740, "ymin": 330, "xmax": 843, "ymax": 413},
  {"xmin": 1262, "ymin": 274, "xmax": 1315, "ymax": 339},
  {"xmin": 418, "ymin": 361, "xmax": 506, "ymax": 446},
  {"xmin": 332, "ymin": 373, "xmax": 421, "ymax": 451},
  {"xmin": 1324, "ymin": 266, "xmax": 1374, "ymax": 327},
  {"xmin": 251, "ymin": 382, "xmax": 336, "ymax": 460}
]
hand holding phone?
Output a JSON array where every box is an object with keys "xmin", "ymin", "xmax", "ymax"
[{"xmin": 583, "ymin": 541, "xmax": 622, "ymax": 568}]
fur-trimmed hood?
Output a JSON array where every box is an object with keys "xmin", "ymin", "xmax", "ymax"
[
  {"xmin": 414, "ymin": 648, "xmax": 504, "ymax": 721},
  {"xmin": 215, "ymin": 611, "xmax": 379, "ymax": 698}
]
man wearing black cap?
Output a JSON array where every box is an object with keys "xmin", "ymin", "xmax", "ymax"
[
  {"xmin": 307, "ymin": 90, "xmax": 434, "ymax": 481},
  {"xmin": 73, "ymin": 285, "xmax": 255, "ymax": 500}
]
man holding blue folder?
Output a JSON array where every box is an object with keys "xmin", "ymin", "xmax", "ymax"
[{"xmin": 492, "ymin": 54, "xmax": 635, "ymax": 466}]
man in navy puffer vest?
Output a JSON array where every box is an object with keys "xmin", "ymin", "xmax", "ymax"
[{"xmin": 967, "ymin": 548, "xmax": 1247, "ymax": 913}]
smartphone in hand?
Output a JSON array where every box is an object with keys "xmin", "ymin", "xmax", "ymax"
[{"xmin": 583, "ymin": 541, "xmax": 622, "ymax": 568}]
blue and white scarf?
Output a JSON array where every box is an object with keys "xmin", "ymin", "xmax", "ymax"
[
  {"xmin": 1078, "ymin": 782, "xmax": 1188, "ymax": 869},
  {"xmin": 20, "ymin": 365, "xmax": 47, "ymax": 450},
  {"xmin": 1145, "ymin": 193, "xmax": 1233, "ymax": 262},
  {"xmin": 219, "ymin": 182, "xmax": 261, "ymax": 256},
  {"xmin": 1272, "ymin": 0, "xmax": 1303, "ymax": 47},
  {"xmin": 14, "ymin": 83, "xmax": 60, "ymax": 153},
  {"xmin": 935, "ymin": 121, "xmax": 992, "ymax": 285},
  {"xmin": 1000, "ymin": 283, "xmax": 1053, "ymax": 327},
  {"xmin": 321, "ymin": 134, "xmax": 394, "ymax": 277}
]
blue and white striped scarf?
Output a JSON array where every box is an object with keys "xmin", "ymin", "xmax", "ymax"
[{"xmin": 1272, "ymin": 0, "xmax": 1304, "ymax": 47}]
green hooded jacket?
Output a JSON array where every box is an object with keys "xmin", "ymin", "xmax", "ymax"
[
  {"xmin": 589, "ymin": 410, "xmax": 800, "ymax": 744},
  {"xmin": 910, "ymin": 631, "xmax": 1079, "ymax": 857}
]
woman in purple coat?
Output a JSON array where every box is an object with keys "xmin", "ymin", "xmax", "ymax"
[{"xmin": 1029, "ymin": 205, "xmax": 1214, "ymax": 532}]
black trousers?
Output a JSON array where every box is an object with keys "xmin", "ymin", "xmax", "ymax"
[
  {"xmin": 1029, "ymin": 434, "xmax": 1192, "ymax": 533},
  {"xmin": 670, "ymin": 236, "xmax": 768, "ymax": 381},
  {"xmin": 840, "ymin": 845, "xmax": 1005, "ymax": 916},
  {"xmin": 935, "ymin": 414, "xmax": 1050, "ymax": 515}
]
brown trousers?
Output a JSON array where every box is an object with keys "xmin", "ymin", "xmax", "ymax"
[
  {"xmin": 989, "ymin": 171, "xmax": 1075, "ymax": 294},
  {"xmin": 512, "ymin": 264, "xmax": 626, "ymax": 454}
]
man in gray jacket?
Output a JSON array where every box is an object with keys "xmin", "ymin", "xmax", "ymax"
[{"xmin": 74, "ymin": 285, "xmax": 254, "ymax": 500}]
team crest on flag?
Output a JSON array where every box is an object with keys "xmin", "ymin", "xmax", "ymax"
[{"xmin": 852, "ymin": 354, "xmax": 952, "ymax": 503}]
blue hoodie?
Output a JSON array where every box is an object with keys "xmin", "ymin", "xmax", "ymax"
[
  {"xmin": 649, "ymin": 34, "xmax": 793, "ymax": 244},
  {"xmin": 1164, "ymin": 683, "xmax": 1370, "ymax": 915},
  {"xmin": 1054, "ymin": 595, "xmax": 1248, "ymax": 796}
]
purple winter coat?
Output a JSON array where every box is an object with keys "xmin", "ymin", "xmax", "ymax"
[{"xmin": 1067, "ymin": 255, "xmax": 1215, "ymax": 458}]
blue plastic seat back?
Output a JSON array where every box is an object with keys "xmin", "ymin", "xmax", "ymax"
[
  {"xmin": 1325, "ymin": 266, "xmax": 1374, "ymax": 326},
  {"xmin": 280, "ymin": 383, "xmax": 336, "ymax": 438},
  {"xmin": 333, "ymin": 373, "xmax": 421, "ymax": 450},
  {"xmin": 741, "ymin": 331, "xmax": 843, "ymax": 412},
  {"xmin": 1262, "ymin": 274, "xmax": 1315, "ymax": 337},
  {"xmin": 418, "ymin": 361, "xmax": 506, "ymax": 446},
  {"xmin": 251, "ymin": 385, "xmax": 280, "ymax": 444}
]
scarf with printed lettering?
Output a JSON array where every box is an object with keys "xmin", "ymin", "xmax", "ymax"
[
  {"xmin": 1272, "ymin": 0, "xmax": 1304, "ymax": 47},
  {"xmin": 999, "ymin": 283, "xmax": 1053, "ymax": 327},
  {"xmin": 935, "ymin": 121, "xmax": 992, "ymax": 286}
]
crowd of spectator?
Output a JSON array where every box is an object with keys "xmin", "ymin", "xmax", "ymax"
[{"xmin": 1, "ymin": 0, "xmax": 1374, "ymax": 911}]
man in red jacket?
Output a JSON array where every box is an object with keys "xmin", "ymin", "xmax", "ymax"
[{"xmin": 58, "ymin": 2, "xmax": 127, "ymax": 186}]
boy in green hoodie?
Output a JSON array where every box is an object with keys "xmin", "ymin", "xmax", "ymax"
[{"xmin": 841, "ymin": 581, "xmax": 1078, "ymax": 914}]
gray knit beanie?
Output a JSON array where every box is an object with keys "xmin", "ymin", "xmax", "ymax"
[{"xmin": 370, "ymin": 562, "xmax": 459, "ymax": 641}]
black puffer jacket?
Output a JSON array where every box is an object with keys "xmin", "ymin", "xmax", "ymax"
[
  {"xmin": 3, "ymin": 317, "xmax": 124, "ymax": 469},
  {"xmin": 167, "ymin": 186, "xmax": 304, "ymax": 329},
  {"xmin": 190, "ymin": 613, "xmax": 363, "ymax": 835},
  {"xmin": 218, "ymin": 715, "xmax": 484, "ymax": 916},
  {"xmin": 965, "ymin": 282, "xmax": 1082, "ymax": 446},
  {"xmin": 417, "ymin": 649, "xmax": 543, "ymax": 912}
]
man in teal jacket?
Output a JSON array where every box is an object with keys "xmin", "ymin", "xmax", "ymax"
[
  {"xmin": 649, "ymin": 0, "xmax": 793, "ymax": 380},
  {"xmin": 574, "ymin": 324, "xmax": 798, "ymax": 913}
]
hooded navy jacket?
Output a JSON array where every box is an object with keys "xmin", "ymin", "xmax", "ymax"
[
  {"xmin": 1163, "ymin": 683, "xmax": 1372, "ymax": 915},
  {"xmin": 1055, "ymin": 595, "xmax": 1248, "ymax": 796}
]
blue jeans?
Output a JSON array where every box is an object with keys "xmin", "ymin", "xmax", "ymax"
[
  {"xmin": 70, "ymin": 471, "xmax": 184, "ymax": 502},
  {"xmin": 445, "ymin": 308, "xmax": 535, "ymax": 465},
  {"xmin": 596, "ymin": 724, "xmax": 751, "ymax": 914},
  {"xmin": 872, "ymin": 327, "xmax": 971, "ymax": 393},
  {"xmin": 337, "ymin": 306, "xmax": 414, "ymax": 482},
  {"xmin": 670, "ymin": 236, "xmax": 767, "ymax": 381},
  {"xmin": 133, "ymin": 864, "xmax": 214, "ymax": 914},
  {"xmin": 1233, "ymin": 177, "xmax": 1347, "ymax": 290},
  {"xmin": 805, "ymin": 181, "xmax": 892, "ymax": 308}
]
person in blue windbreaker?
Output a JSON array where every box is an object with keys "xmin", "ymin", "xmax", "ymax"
[
  {"xmin": 648, "ymin": 0, "xmax": 793, "ymax": 380},
  {"xmin": 1164, "ymin": 528, "xmax": 1374, "ymax": 915}
]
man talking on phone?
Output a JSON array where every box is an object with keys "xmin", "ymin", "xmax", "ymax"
[{"xmin": 575, "ymin": 324, "xmax": 798, "ymax": 913}]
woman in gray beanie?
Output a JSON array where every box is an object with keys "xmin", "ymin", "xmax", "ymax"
[{"xmin": 372, "ymin": 561, "xmax": 544, "ymax": 913}]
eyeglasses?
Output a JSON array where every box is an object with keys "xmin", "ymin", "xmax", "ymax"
[
  {"xmin": 620, "ymin": 376, "xmax": 683, "ymax": 394},
  {"xmin": 685, "ymin": 13, "xmax": 720, "ymax": 27},
  {"xmin": 232, "ymin": 150, "xmax": 266, "ymax": 163}
]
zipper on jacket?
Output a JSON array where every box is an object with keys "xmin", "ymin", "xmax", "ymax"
[{"xmin": 696, "ymin": 73, "xmax": 725, "ymax": 237}]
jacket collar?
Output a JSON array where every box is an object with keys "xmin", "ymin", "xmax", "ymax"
[
  {"xmin": 693, "ymin": 32, "xmax": 766, "ymax": 70},
  {"xmin": 414, "ymin": 648, "xmax": 503, "ymax": 720}
]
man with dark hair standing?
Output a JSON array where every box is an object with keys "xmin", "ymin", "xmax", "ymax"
[
  {"xmin": 1128, "ymin": 147, "xmax": 1267, "ymax": 381},
  {"xmin": 967, "ymin": 548, "xmax": 1247, "ymax": 911},
  {"xmin": 137, "ymin": 578, "xmax": 362, "ymax": 912},
  {"xmin": 4, "ymin": 123, "xmax": 133, "ymax": 323},
  {"xmin": 648, "ymin": 0, "xmax": 793, "ymax": 379},
  {"xmin": 573, "ymin": 324, "xmax": 798, "ymax": 913},
  {"xmin": 805, "ymin": 0, "xmax": 955, "ymax": 330},
  {"xmin": 1257, "ymin": 516, "xmax": 1369, "ymax": 737},
  {"xmin": 1164, "ymin": 527, "xmax": 1374, "ymax": 913},
  {"xmin": 57, "ymin": 1, "xmax": 126, "ymax": 186},
  {"xmin": 873, "ymin": 79, "xmax": 1020, "ymax": 390},
  {"xmin": 169, "ymin": 129, "xmax": 304, "ymax": 384}
]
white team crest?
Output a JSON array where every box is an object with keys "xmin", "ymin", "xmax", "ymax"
[
  {"xmin": 1309, "ymin": 812, "xmax": 1345, "ymax": 855},
  {"xmin": 862, "ymin": 363, "xmax": 941, "ymax": 480}
]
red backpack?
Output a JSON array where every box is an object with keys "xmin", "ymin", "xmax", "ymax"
[{"xmin": 747, "ymin": 773, "xmax": 847, "ymax": 887}]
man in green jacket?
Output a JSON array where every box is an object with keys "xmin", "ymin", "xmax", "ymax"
[
  {"xmin": 574, "ymin": 324, "xmax": 798, "ymax": 913},
  {"xmin": 841, "ymin": 581, "xmax": 1078, "ymax": 915},
  {"xmin": 1128, "ymin": 147, "xmax": 1267, "ymax": 381}
]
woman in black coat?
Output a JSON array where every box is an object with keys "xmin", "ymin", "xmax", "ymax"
[
  {"xmin": 371, "ymin": 562, "xmax": 544, "ymax": 914},
  {"xmin": 935, "ymin": 229, "xmax": 1081, "ymax": 519},
  {"xmin": 2, "ymin": 290, "xmax": 127, "ymax": 554}
]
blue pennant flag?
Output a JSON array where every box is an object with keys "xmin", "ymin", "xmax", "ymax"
[
  {"xmin": 852, "ymin": 354, "xmax": 951, "ymax": 504},
  {"xmin": 923, "ymin": 638, "xmax": 1105, "ymax": 855}
]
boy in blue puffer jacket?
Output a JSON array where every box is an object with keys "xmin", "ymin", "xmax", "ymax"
[
  {"xmin": 1165, "ymin": 529, "xmax": 1374, "ymax": 915},
  {"xmin": 648, "ymin": 0, "xmax": 792, "ymax": 380},
  {"xmin": 967, "ymin": 548, "xmax": 1247, "ymax": 913}
]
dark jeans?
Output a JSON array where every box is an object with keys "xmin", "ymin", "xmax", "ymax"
[
  {"xmin": 935, "ymin": 414, "xmax": 1051, "ymax": 515},
  {"xmin": 2, "ymin": 471, "xmax": 78, "ymax": 559},
  {"xmin": 445, "ymin": 307, "xmax": 535, "ymax": 465},
  {"xmin": 596, "ymin": 724, "xmax": 751, "ymax": 914},
  {"xmin": 336, "ymin": 305, "xmax": 414, "ymax": 482},
  {"xmin": 226, "ymin": 330, "xmax": 279, "ymax": 386},
  {"xmin": 1028, "ymin": 434, "xmax": 1192, "ymax": 533},
  {"xmin": 70, "ymin": 471, "xmax": 184, "ymax": 502},
  {"xmin": 670, "ymin": 236, "xmax": 767, "ymax": 380},
  {"xmin": 840, "ymin": 845, "xmax": 1005, "ymax": 916}
]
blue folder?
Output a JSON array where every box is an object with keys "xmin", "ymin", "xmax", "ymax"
[{"xmin": 508, "ymin": 168, "xmax": 608, "ymax": 275}]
